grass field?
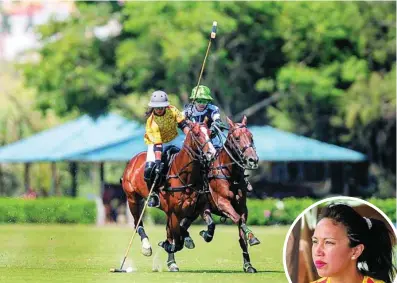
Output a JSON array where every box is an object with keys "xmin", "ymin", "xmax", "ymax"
[{"xmin": 0, "ymin": 224, "xmax": 289, "ymax": 283}]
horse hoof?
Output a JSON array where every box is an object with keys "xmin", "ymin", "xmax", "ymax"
[
  {"xmin": 184, "ymin": 236, "xmax": 195, "ymax": 249},
  {"xmin": 141, "ymin": 238, "xmax": 152, "ymax": 256},
  {"xmin": 199, "ymin": 230, "xmax": 212, "ymax": 242},
  {"xmin": 248, "ymin": 236, "xmax": 260, "ymax": 246},
  {"xmin": 168, "ymin": 263, "xmax": 179, "ymax": 272},
  {"xmin": 141, "ymin": 247, "xmax": 152, "ymax": 257},
  {"xmin": 244, "ymin": 263, "xmax": 257, "ymax": 273},
  {"xmin": 244, "ymin": 266, "xmax": 257, "ymax": 273}
]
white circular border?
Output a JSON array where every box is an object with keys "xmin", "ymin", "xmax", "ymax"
[{"xmin": 282, "ymin": 196, "xmax": 397, "ymax": 283}]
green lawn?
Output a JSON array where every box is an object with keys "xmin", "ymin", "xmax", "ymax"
[{"xmin": 0, "ymin": 224, "xmax": 289, "ymax": 283}]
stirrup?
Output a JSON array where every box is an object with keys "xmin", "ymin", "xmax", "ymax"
[{"xmin": 147, "ymin": 193, "xmax": 160, "ymax": 208}]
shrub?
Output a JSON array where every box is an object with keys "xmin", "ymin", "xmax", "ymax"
[
  {"xmin": 367, "ymin": 198, "xmax": 396, "ymax": 223},
  {"xmin": 0, "ymin": 197, "xmax": 393, "ymax": 226},
  {"xmin": 0, "ymin": 198, "xmax": 96, "ymax": 224}
]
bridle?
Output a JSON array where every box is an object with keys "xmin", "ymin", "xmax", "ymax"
[
  {"xmin": 228, "ymin": 125, "xmax": 256, "ymax": 156},
  {"xmin": 183, "ymin": 123, "xmax": 214, "ymax": 164},
  {"xmin": 213, "ymin": 124, "xmax": 257, "ymax": 170}
]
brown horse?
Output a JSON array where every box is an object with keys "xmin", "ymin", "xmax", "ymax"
[
  {"xmin": 206, "ymin": 116, "xmax": 260, "ymax": 272},
  {"xmin": 121, "ymin": 120, "xmax": 216, "ymax": 270},
  {"xmin": 167, "ymin": 116, "xmax": 261, "ymax": 273}
]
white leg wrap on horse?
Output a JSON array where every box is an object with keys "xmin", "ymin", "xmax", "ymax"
[
  {"xmin": 168, "ymin": 262, "xmax": 179, "ymax": 272},
  {"xmin": 141, "ymin": 238, "xmax": 152, "ymax": 256}
]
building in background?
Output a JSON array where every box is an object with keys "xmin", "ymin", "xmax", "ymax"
[{"xmin": 0, "ymin": 0, "xmax": 74, "ymax": 61}]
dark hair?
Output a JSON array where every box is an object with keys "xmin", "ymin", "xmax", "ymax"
[
  {"xmin": 145, "ymin": 107, "xmax": 154, "ymax": 118},
  {"xmin": 319, "ymin": 203, "xmax": 396, "ymax": 283}
]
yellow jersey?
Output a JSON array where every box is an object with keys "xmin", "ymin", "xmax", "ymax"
[
  {"xmin": 144, "ymin": 105, "xmax": 185, "ymax": 145},
  {"xmin": 311, "ymin": 276, "xmax": 384, "ymax": 283}
]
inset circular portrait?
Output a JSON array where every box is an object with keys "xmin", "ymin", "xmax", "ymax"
[{"xmin": 283, "ymin": 196, "xmax": 397, "ymax": 283}]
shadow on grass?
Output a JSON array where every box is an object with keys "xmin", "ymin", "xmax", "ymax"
[{"xmin": 178, "ymin": 269, "xmax": 284, "ymax": 274}]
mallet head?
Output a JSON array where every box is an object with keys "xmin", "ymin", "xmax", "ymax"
[
  {"xmin": 110, "ymin": 268, "xmax": 126, "ymax": 273},
  {"xmin": 110, "ymin": 267, "xmax": 133, "ymax": 273}
]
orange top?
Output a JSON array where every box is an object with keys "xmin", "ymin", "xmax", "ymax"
[{"xmin": 311, "ymin": 276, "xmax": 384, "ymax": 283}]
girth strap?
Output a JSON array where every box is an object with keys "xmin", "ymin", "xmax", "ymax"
[{"xmin": 162, "ymin": 184, "xmax": 193, "ymax": 192}]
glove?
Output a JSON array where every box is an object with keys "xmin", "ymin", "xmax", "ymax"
[
  {"xmin": 210, "ymin": 130, "xmax": 217, "ymax": 139},
  {"xmin": 210, "ymin": 121, "xmax": 220, "ymax": 139},
  {"xmin": 211, "ymin": 121, "xmax": 226, "ymax": 134}
]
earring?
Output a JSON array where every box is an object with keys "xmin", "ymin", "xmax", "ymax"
[{"xmin": 351, "ymin": 256, "xmax": 356, "ymax": 260}]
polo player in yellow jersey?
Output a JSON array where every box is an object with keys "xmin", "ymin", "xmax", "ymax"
[{"xmin": 144, "ymin": 90, "xmax": 189, "ymax": 208}]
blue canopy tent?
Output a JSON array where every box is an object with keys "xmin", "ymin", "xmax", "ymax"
[
  {"xmin": 0, "ymin": 114, "xmax": 143, "ymax": 162},
  {"xmin": 0, "ymin": 114, "xmax": 143, "ymax": 195},
  {"xmin": 67, "ymin": 126, "xmax": 365, "ymax": 162},
  {"xmin": 249, "ymin": 126, "xmax": 365, "ymax": 162}
]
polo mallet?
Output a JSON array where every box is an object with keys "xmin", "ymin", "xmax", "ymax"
[
  {"xmin": 110, "ymin": 173, "xmax": 160, "ymax": 273},
  {"xmin": 187, "ymin": 21, "xmax": 217, "ymax": 119}
]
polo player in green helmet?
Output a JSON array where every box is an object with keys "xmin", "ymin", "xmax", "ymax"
[
  {"xmin": 184, "ymin": 85, "xmax": 226, "ymax": 147},
  {"xmin": 184, "ymin": 85, "xmax": 253, "ymax": 191}
]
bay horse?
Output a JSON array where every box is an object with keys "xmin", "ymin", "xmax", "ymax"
[
  {"xmin": 165, "ymin": 116, "xmax": 261, "ymax": 273},
  {"xmin": 121, "ymin": 120, "xmax": 216, "ymax": 270},
  {"xmin": 205, "ymin": 116, "xmax": 260, "ymax": 272}
]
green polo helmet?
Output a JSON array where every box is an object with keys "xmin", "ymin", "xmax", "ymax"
[{"xmin": 190, "ymin": 85, "xmax": 213, "ymax": 101}]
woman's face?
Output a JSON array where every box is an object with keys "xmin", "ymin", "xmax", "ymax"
[
  {"xmin": 312, "ymin": 218, "xmax": 356, "ymax": 278},
  {"xmin": 154, "ymin": 107, "xmax": 165, "ymax": 115}
]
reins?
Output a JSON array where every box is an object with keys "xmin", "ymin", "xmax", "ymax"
[
  {"xmin": 163, "ymin": 124, "xmax": 212, "ymax": 194},
  {"xmin": 212, "ymin": 124, "xmax": 256, "ymax": 170}
]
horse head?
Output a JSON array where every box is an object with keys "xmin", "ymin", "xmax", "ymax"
[
  {"xmin": 225, "ymin": 116, "xmax": 259, "ymax": 170},
  {"xmin": 185, "ymin": 119, "xmax": 216, "ymax": 163}
]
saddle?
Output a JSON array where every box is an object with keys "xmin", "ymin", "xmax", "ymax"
[{"xmin": 159, "ymin": 145, "xmax": 208, "ymax": 193}]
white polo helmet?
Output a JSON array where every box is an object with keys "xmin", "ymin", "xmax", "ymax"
[{"xmin": 148, "ymin": 90, "xmax": 170, "ymax": 107}]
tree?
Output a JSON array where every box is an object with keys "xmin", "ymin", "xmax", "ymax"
[
  {"xmin": 336, "ymin": 66, "xmax": 396, "ymax": 196},
  {"xmin": 23, "ymin": 2, "xmax": 286, "ymax": 120},
  {"xmin": 0, "ymin": 62, "xmax": 74, "ymax": 196},
  {"xmin": 23, "ymin": 2, "xmax": 122, "ymax": 117}
]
